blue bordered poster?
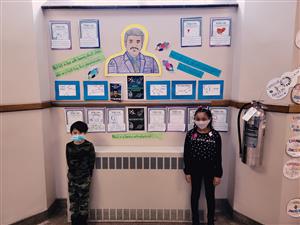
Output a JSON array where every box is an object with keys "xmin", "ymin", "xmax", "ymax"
[
  {"xmin": 79, "ymin": 19, "xmax": 100, "ymax": 49},
  {"xmin": 172, "ymin": 80, "xmax": 196, "ymax": 100},
  {"xmin": 146, "ymin": 81, "xmax": 171, "ymax": 100},
  {"xmin": 83, "ymin": 81, "xmax": 108, "ymax": 100},
  {"xmin": 181, "ymin": 17, "xmax": 202, "ymax": 47},
  {"xmin": 198, "ymin": 80, "xmax": 224, "ymax": 100},
  {"xmin": 55, "ymin": 80, "xmax": 80, "ymax": 100},
  {"xmin": 49, "ymin": 21, "xmax": 72, "ymax": 50}
]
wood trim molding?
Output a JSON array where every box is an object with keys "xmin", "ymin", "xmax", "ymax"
[
  {"xmin": 229, "ymin": 100, "xmax": 291, "ymax": 113},
  {"xmin": 0, "ymin": 101, "xmax": 52, "ymax": 113},
  {"xmin": 51, "ymin": 100, "xmax": 231, "ymax": 108},
  {"xmin": 1, "ymin": 100, "xmax": 300, "ymax": 113}
]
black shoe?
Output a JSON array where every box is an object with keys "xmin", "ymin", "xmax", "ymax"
[
  {"xmin": 71, "ymin": 215, "xmax": 80, "ymax": 225},
  {"xmin": 78, "ymin": 215, "xmax": 88, "ymax": 225},
  {"xmin": 71, "ymin": 219, "xmax": 79, "ymax": 225}
]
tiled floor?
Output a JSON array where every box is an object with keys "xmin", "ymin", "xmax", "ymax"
[{"xmin": 38, "ymin": 210, "xmax": 245, "ymax": 225}]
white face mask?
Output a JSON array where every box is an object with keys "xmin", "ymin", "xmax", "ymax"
[{"xmin": 195, "ymin": 120, "xmax": 211, "ymax": 130}]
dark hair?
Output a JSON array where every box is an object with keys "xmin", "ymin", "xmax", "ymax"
[
  {"xmin": 193, "ymin": 106, "xmax": 213, "ymax": 129},
  {"xmin": 70, "ymin": 121, "xmax": 88, "ymax": 133}
]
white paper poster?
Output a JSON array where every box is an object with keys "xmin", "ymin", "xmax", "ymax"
[
  {"xmin": 175, "ymin": 84, "xmax": 193, "ymax": 96},
  {"xmin": 283, "ymin": 159, "xmax": 300, "ymax": 179},
  {"xmin": 65, "ymin": 109, "xmax": 84, "ymax": 132},
  {"xmin": 87, "ymin": 85, "xmax": 105, "ymax": 96},
  {"xmin": 188, "ymin": 108, "xmax": 197, "ymax": 130},
  {"xmin": 203, "ymin": 84, "xmax": 221, "ymax": 96},
  {"xmin": 59, "ymin": 85, "xmax": 77, "ymax": 96},
  {"xmin": 86, "ymin": 109, "xmax": 105, "ymax": 132},
  {"xmin": 150, "ymin": 84, "xmax": 168, "ymax": 96},
  {"xmin": 167, "ymin": 108, "xmax": 186, "ymax": 131},
  {"xmin": 181, "ymin": 18, "xmax": 202, "ymax": 47},
  {"xmin": 287, "ymin": 198, "xmax": 300, "ymax": 218},
  {"xmin": 148, "ymin": 109, "xmax": 166, "ymax": 132},
  {"xmin": 107, "ymin": 109, "xmax": 126, "ymax": 132},
  {"xmin": 286, "ymin": 136, "xmax": 300, "ymax": 158},
  {"xmin": 50, "ymin": 22, "xmax": 71, "ymax": 49},
  {"xmin": 80, "ymin": 20, "xmax": 100, "ymax": 48},
  {"xmin": 210, "ymin": 18, "xmax": 231, "ymax": 46},
  {"xmin": 211, "ymin": 107, "xmax": 229, "ymax": 132}
]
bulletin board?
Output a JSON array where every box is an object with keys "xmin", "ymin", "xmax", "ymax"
[{"xmin": 45, "ymin": 6, "xmax": 235, "ymax": 144}]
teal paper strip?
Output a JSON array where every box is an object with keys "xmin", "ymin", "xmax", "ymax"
[
  {"xmin": 169, "ymin": 50, "xmax": 221, "ymax": 77},
  {"xmin": 177, "ymin": 63, "xmax": 204, "ymax": 78}
]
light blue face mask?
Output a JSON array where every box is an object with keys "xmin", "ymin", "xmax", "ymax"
[{"xmin": 71, "ymin": 135, "xmax": 85, "ymax": 142}]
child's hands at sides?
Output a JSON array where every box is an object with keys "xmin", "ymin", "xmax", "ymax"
[
  {"xmin": 213, "ymin": 177, "xmax": 221, "ymax": 186},
  {"xmin": 185, "ymin": 175, "xmax": 191, "ymax": 183}
]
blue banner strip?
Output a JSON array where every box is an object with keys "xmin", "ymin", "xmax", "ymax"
[
  {"xmin": 177, "ymin": 63, "xmax": 204, "ymax": 78},
  {"xmin": 169, "ymin": 50, "xmax": 221, "ymax": 77}
]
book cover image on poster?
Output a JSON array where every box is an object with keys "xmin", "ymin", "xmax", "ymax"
[
  {"xmin": 128, "ymin": 108, "xmax": 145, "ymax": 131},
  {"xmin": 127, "ymin": 76, "xmax": 144, "ymax": 99},
  {"xmin": 110, "ymin": 83, "xmax": 122, "ymax": 101}
]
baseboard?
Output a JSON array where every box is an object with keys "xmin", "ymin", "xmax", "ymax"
[
  {"xmin": 10, "ymin": 198, "xmax": 262, "ymax": 225},
  {"xmin": 232, "ymin": 211, "xmax": 263, "ymax": 225},
  {"xmin": 224, "ymin": 201, "xmax": 263, "ymax": 225},
  {"xmin": 10, "ymin": 199, "xmax": 67, "ymax": 225}
]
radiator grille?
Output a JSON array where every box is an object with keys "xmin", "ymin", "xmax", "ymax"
[
  {"xmin": 95, "ymin": 157, "xmax": 184, "ymax": 170},
  {"xmin": 89, "ymin": 208, "xmax": 204, "ymax": 222}
]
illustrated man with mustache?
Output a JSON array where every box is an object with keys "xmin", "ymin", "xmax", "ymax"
[{"xmin": 108, "ymin": 28, "xmax": 159, "ymax": 74}]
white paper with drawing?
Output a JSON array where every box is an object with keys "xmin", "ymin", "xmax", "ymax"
[
  {"xmin": 87, "ymin": 109, "xmax": 105, "ymax": 132},
  {"xmin": 87, "ymin": 85, "xmax": 105, "ymax": 96},
  {"xmin": 148, "ymin": 109, "xmax": 166, "ymax": 131},
  {"xmin": 150, "ymin": 84, "xmax": 168, "ymax": 96},
  {"xmin": 211, "ymin": 108, "xmax": 229, "ymax": 131},
  {"xmin": 188, "ymin": 109, "xmax": 197, "ymax": 130},
  {"xmin": 203, "ymin": 84, "xmax": 221, "ymax": 96},
  {"xmin": 182, "ymin": 19, "xmax": 202, "ymax": 46},
  {"xmin": 168, "ymin": 109, "xmax": 186, "ymax": 131},
  {"xmin": 175, "ymin": 84, "xmax": 193, "ymax": 96},
  {"xmin": 80, "ymin": 21, "xmax": 99, "ymax": 48},
  {"xmin": 66, "ymin": 110, "xmax": 84, "ymax": 132},
  {"xmin": 51, "ymin": 23, "xmax": 71, "ymax": 49},
  {"xmin": 59, "ymin": 85, "xmax": 76, "ymax": 96},
  {"xmin": 107, "ymin": 110, "xmax": 126, "ymax": 132}
]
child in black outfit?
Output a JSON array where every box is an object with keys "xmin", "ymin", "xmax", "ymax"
[
  {"xmin": 66, "ymin": 121, "xmax": 95, "ymax": 225},
  {"xmin": 183, "ymin": 107, "xmax": 223, "ymax": 225}
]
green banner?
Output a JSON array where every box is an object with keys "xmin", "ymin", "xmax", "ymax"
[
  {"xmin": 52, "ymin": 49, "xmax": 105, "ymax": 77},
  {"xmin": 112, "ymin": 132, "xmax": 163, "ymax": 140}
]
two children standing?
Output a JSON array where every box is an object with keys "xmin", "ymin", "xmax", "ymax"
[{"xmin": 66, "ymin": 107, "xmax": 222, "ymax": 225}]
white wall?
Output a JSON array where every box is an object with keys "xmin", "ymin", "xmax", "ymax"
[
  {"xmin": 1, "ymin": 1, "xmax": 300, "ymax": 224},
  {"xmin": 1, "ymin": 1, "xmax": 56, "ymax": 224},
  {"xmin": 230, "ymin": 1, "xmax": 299, "ymax": 224}
]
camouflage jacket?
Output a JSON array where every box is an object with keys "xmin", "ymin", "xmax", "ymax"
[{"xmin": 66, "ymin": 140, "xmax": 95, "ymax": 179}]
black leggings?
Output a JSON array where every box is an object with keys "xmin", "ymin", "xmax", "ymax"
[{"xmin": 191, "ymin": 172, "xmax": 215, "ymax": 225}]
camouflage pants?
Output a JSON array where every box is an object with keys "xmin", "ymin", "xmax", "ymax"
[{"xmin": 68, "ymin": 175, "xmax": 91, "ymax": 221}]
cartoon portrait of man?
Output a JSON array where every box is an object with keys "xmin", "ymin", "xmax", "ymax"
[{"xmin": 105, "ymin": 24, "xmax": 161, "ymax": 76}]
